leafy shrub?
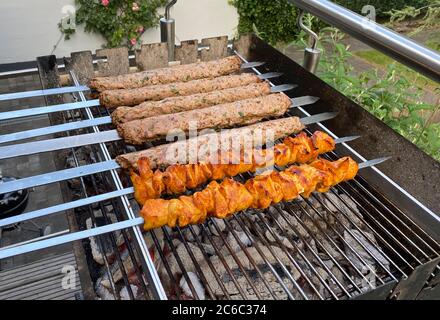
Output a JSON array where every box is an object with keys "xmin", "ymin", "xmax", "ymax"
[
  {"xmin": 334, "ymin": 0, "xmax": 431, "ymax": 17},
  {"xmin": 229, "ymin": 0, "xmax": 300, "ymax": 45},
  {"xmin": 59, "ymin": 0, "xmax": 166, "ymax": 48},
  {"xmin": 314, "ymin": 29, "xmax": 440, "ymax": 161}
]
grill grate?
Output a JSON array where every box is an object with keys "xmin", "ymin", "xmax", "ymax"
[{"xmin": 0, "ymin": 50, "xmax": 439, "ymax": 300}]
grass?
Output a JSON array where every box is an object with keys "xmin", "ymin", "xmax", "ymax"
[{"xmin": 354, "ymin": 50, "xmax": 438, "ymax": 90}]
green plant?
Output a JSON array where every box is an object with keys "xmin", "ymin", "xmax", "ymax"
[
  {"xmin": 59, "ymin": 0, "xmax": 166, "ymax": 48},
  {"xmin": 334, "ymin": 0, "xmax": 431, "ymax": 17},
  {"xmin": 289, "ymin": 28, "xmax": 440, "ymax": 161},
  {"xmin": 386, "ymin": 0, "xmax": 440, "ymax": 34},
  {"xmin": 229, "ymin": 0, "xmax": 300, "ymax": 45}
]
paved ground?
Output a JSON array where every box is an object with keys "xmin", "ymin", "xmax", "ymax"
[{"xmin": 0, "ymin": 73, "xmax": 71, "ymax": 271}]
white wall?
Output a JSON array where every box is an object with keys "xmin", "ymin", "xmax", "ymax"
[{"xmin": 0, "ymin": 0, "xmax": 239, "ymax": 64}]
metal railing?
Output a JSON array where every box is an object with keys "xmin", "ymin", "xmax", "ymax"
[{"xmin": 288, "ymin": 0, "xmax": 440, "ymax": 83}]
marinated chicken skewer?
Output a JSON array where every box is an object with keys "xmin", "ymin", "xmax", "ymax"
[
  {"xmin": 139, "ymin": 157, "xmax": 360, "ymax": 230},
  {"xmin": 115, "ymin": 113, "xmax": 336, "ymax": 171},
  {"xmin": 100, "ymin": 73, "xmax": 264, "ymax": 107},
  {"xmin": 131, "ymin": 131, "xmax": 344, "ymax": 204},
  {"xmin": 90, "ymin": 55, "xmax": 244, "ymax": 92},
  {"xmin": 111, "ymin": 82, "xmax": 274, "ymax": 125}
]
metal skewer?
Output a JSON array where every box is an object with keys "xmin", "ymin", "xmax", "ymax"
[
  {"xmin": 0, "ymin": 111, "xmax": 333, "ymax": 159},
  {"xmin": 0, "ymin": 130, "xmax": 358, "ymax": 195},
  {"xmin": 0, "ymin": 156, "xmax": 390, "ymax": 260}
]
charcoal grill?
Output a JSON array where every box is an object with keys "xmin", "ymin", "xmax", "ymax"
[{"xmin": 0, "ymin": 4, "xmax": 439, "ymax": 300}]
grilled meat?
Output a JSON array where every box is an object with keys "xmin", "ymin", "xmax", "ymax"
[
  {"xmin": 131, "ymin": 131, "xmax": 335, "ymax": 204},
  {"xmin": 100, "ymin": 73, "xmax": 261, "ymax": 108},
  {"xmin": 116, "ymin": 93, "xmax": 292, "ymax": 145},
  {"xmin": 116, "ymin": 117, "xmax": 305, "ymax": 171},
  {"xmin": 139, "ymin": 157, "xmax": 359, "ymax": 230},
  {"xmin": 111, "ymin": 82, "xmax": 272, "ymax": 125},
  {"xmin": 90, "ymin": 55, "xmax": 242, "ymax": 92}
]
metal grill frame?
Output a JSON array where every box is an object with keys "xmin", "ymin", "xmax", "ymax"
[{"xmin": 0, "ymin": 34, "xmax": 439, "ymax": 300}]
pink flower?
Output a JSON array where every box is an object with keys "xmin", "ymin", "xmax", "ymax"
[
  {"xmin": 132, "ymin": 2, "xmax": 139, "ymax": 11},
  {"xmin": 137, "ymin": 26, "xmax": 144, "ymax": 33},
  {"xmin": 130, "ymin": 38, "xmax": 137, "ymax": 46},
  {"xmin": 101, "ymin": 0, "xmax": 109, "ymax": 6}
]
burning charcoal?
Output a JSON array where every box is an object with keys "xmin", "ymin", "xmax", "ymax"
[
  {"xmin": 315, "ymin": 234, "xmax": 344, "ymax": 262},
  {"xmin": 86, "ymin": 218, "xmax": 114, "ymax": 265},
  {"xmin": 120, "ymin": 285, "xmax": 139, "ymax": 300},
  {"xmin": 280, "ymin": 237, "xmax": 295, "ymax": 251},
  {"xmin": 181, "ymin": 225, "xmax": 201, "ymax": 242},
  {"xmin": 274, "ymin": 214, "xmax": 295, "ymax": 238},
  {"xmin": 179, "ymin": 272, "xmax": 206, "ymax": 300},
  {"xmin": 202, "ymin": 234, "xmax": 224, "ymax": 251},
  {"xmin": 221, "ymin": 230, "xmax": 252, "ymax": 255},
  {"xmin": 321, "ymin": 193, "xmax": 364, "ymax": 230},
  {"xmin": 343, "ymin": 229, "xmax": 390, "ymax": 273},
  {"xmin": 143, "ymin": 229, "xmax": 165, "ymax": 268},
  {"xmin": 311, "ymin": 266, "xmax": 329, "ymax": 297},
  {"xmin": 302, "ymin": 215, "xmax": 321, "ymax": 235},
  {"xmin": 199, "ymin": 245, "xmax": 301, "ymax": 298},
  {"xmin": 100, "ymin": 248, "xmax": 136, "ymax": 289},
  {"xmin": 210, "ymin": 218, "xmax": 226, "ymax": 236},
  {"xmin": 201, "ymin": 243, "xmax": 216, "ymax": 255},
  {"xmin": 95, "ymin": 277, "xmax": 116, "ymax": 300},
  {"xmin": 166, "ymin": 242, "xmax": 207, "ymax": 277},
  {"xmin": 279, "ymin": 210, "xmax": 309, "ymax": 239},
  {"xmin": 265, "ymin": 229, "xmax": 276, "ymax": 243},
  {"xmin": 264, "ymin": 228, "xmax": 294, "ymax": 251}
]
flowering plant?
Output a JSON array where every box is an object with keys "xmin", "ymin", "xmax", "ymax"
[{"xmin": 59, "ymin": 0, "xmax": 166, "ymax": 48}]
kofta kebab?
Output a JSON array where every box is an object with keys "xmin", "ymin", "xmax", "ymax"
[{"xmin": 91, "ymin": 55, "xmax": 373, "ymax": 231}]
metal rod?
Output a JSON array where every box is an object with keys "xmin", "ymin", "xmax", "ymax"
[
  {"xmin": 0, "ymin": 85, "xmax": 89, "ymax": 101},
  {"xmin": 0, "ymin": 100, "xmax": 99, "ymax": 121},
  {"xmin": 287, "ymin": 0, "xmax": 440, "ymax": 82},
  {"xmin": 0, "ymin": 188, "xmax": 134, "ymax": 228},
  {"xmin": 0, "ymin": 218, "xmax": 144, "ymax": 259},
  {"xmin": 0, "ymin": 116, "xmax": 110, "ymax": 144}
]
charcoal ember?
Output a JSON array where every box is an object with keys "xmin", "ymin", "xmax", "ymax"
[
  {"xmin": 280, "ymin": 210, "xmax": 308, "ymax": 239},
  {"xmin": 343, "ymin": 229, "xmax": 390, "ymax": 273},
  {"xmin": 310, "ymin": 266, "xmax": 329, "ymax": 297},
  {"xmin": 180, "ymin": 225, "xmax": 201, "ymax": 242},
  {"xmin": 315, "ymin": 234, "xmax": 344, "ymax": 261},
  {"xmin": 119, "ymin": 285, "xmax": 140, "ymax": 300},
  {"xmin": 100, "ymin": 248, "xmax": 137, "ymax": 289},
  {"xmin": 229, "ymin": 271, "xmax": 303, "ymax": 300},
  {"xmin": 95, "ymin": 277, "xmax": 115, "ymax": 300},
  {"xmin": 297, "ymin": 196, "xmax": 322, "ymax": 211},
  {"xmin": 210, "ymin": 218, "xmax": 226, "ymax": 236},
  {"xmin": 144, "ymin": 229, "xmax": 165, "ymax": 269},
  {"xmin": 86, "ymin": 218, "xmax": 114, "ymax": 265},
  {"xmin": 280, "ymin": 237, "xmax": 295, "ymax": 251},
  {"xmin": 226, "ymin": 218, "xmax": 243, "ymax": 231},
  {"xmin": 199, "ymin": 245, "xmax": 301, "ymax": 298},
  {"xmin": 263, "ymin": 227, "xmax": 294, "ymax": 251},
  {"xmin": 200, "ymin": 243, "xmax": 216, "ymax": 255},
  {"xmin": 301, "ymin": 213, "xmax": 322, "ymax": 235},
  {"xmin": 274, "ymin": 213, "xmax": 297, "ymax": 238},
  {"xmin": 166, "ymin": 242, "xmax": 206, "ymax": 278},
  {"xmin": 220, "ymin": 230, "xmax": 252, "ymax": 255},
  {"xmin": 179, "ymin": 271, "xmax": 206, "ymax": 300},
  {"xmin": 202, "ymin": 235, "xmax": 224, "ymax": 251},
  {"xmin": 320, "ymin": 193, "xmax": 365, "ymax": 230}
]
